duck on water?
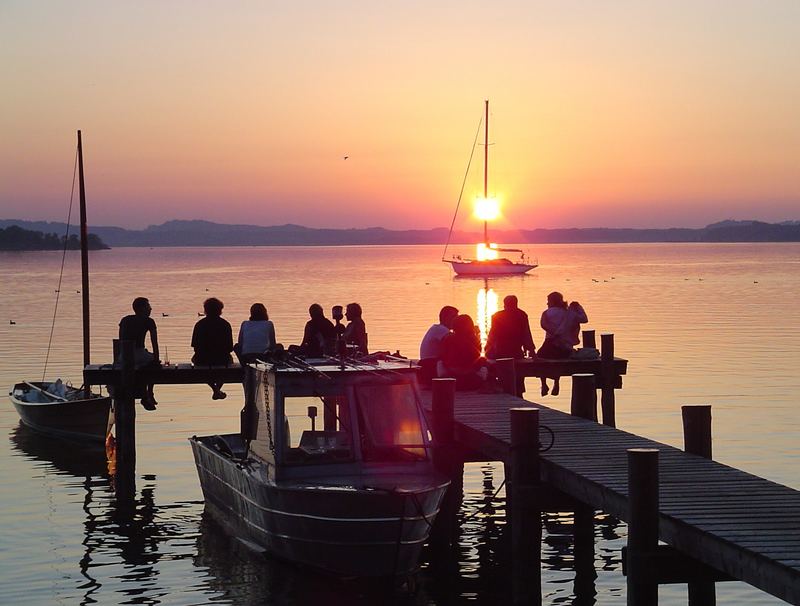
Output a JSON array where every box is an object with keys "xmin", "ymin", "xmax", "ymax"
[{"xmin": 189, "ymin": 353, "xmax": 450, "ymax": 579}]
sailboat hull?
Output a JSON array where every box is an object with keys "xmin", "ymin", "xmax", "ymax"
[{"xmin": 445, "ymin": 259, "xmax": 537, "ymax": 276}]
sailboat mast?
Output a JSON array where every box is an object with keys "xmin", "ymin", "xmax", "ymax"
[
  {"xmin": 483, "ymin": 99, "xmax": 489, "ymax": 244},
  {"xmin": 78, "ymin": 130, "xmax": 90, "ymax": 368}
]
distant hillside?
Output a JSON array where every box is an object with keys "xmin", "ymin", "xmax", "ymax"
[
  {"xmin": 1, "ymin": 219, "xmax": 799, "ymax": 247},
  {"xmin": 0, "ymin": 225, "xmax": 109, "ymax": 251}
]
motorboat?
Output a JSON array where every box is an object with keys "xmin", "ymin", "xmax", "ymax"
[{"xmin": 189, "ymin": 357, "xmax": 450, "ymax": 578}]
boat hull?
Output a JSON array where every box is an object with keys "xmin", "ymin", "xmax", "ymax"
[
  {"xmin": 190, "ymin": 434, "xmax": 449, "ymax": 577},
  {"xmin": 9, "ymin": 382, "xmax": 112, "ymax": 443},
  {"xmin": 445, "ymin": 259, "xmax": 537, "ymax": 276}
]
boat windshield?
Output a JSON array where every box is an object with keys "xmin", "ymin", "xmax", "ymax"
[
  {"xmin": 283, "ymin": 394, "xmax": 354, "ymax": 464},
  {"xmin": 355, "ymin": 383, "xmax": 428, "ymax": 462}
]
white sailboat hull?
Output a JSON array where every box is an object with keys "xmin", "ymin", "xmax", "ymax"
[{"xmin": 445, "ymin": 259, "xmax": 537, "ymax": 276}]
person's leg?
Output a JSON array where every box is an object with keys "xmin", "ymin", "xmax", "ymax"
[
  {"xmin": 552, "ymin": 377, "xmax": 560, "ymax": 396},
  {"xmin": 540, "ymin": 377, "xmax": 549, "ymax": 397}
]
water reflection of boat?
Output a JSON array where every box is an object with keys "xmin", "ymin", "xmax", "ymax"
[
  {"xmin": 9, "ymin": 422, "xmax": 107, "ymax": 477},
  {"xmin": 443, "ymin": 100, "xmax": 537, "ymax": 277},
  {"xmin": 190, "ymin": 358, "xmax": 450, "ymax": 578}
]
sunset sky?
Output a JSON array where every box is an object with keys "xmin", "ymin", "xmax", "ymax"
[{"xmin": 1, "ymin": 1, "xmax": 798, "ymax": 230}]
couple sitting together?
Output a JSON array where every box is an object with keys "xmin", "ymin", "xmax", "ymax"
[{"xmin": 419, "ymin": 292, "xmax": 587, "ymax": 395}]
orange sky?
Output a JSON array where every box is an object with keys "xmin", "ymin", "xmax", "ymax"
[{"xmin": 1, "ymin": 1, "xmax": 798, "ymax": 229}]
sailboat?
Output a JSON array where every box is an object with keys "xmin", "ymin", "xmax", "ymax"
[
  {"xmin": 8, "ymin": 131, "xmax": 113, "ymax": 442},
  {"xmin": 443, "ymin": 100, "xmax": 538, "ymax": 276}
]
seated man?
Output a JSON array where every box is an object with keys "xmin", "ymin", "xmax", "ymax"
[{"xmin": 418, "ymin": 305, "xmax": 458, "ymax": 385}]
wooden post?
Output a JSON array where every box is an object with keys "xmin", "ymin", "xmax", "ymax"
[
  {"xmin": 574, "ymin": 505, "xmax": 597, "ymax": 602},
  {"xmin": 115, "ymin": 339, "xmax": 136, "ymax": 498},
  {"xmin": 571, "ymin": 373, "xmax": 597, "ymax": 421},
  {"xmin": 582, "ymin": 329, "xmax": 596, "ymax": 349},
  {"xmin": 510, "ymin": 407, "xmax": 541, "ymax": 606},
  {"xmin": 495, "ymin": 357, "xmax": 518, "ymax": 396},
  {"xmin": 430, "ymin": 378, "xmax": 462, "ymax": 562},
  {"xmin": 600, "ymin": 333, "xmax": 617, "ymax": 427},
  {"xmin": 683, "ymin": 405, "xmax": 716, "ymax": 605},
  {"xmin": 682, "ymin": 405, "xmax": 712, "ymax": 460},
  {"xmin": 627, "ymin": 448, "xmax": 659, "ymax": 606}
]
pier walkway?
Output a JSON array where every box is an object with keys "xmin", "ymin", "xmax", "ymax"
[{"xmin": 419, "ymin": 388, "xmax": 800, "ymax": 605}]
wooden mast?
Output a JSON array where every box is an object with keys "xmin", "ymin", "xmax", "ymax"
[
  {"xmin": 483, "ymin": 99, "xmax": 489, "ymax": 245},
  {"xmin": 78, "ymin": 130, "xmax": 90, "ymax": 370}
]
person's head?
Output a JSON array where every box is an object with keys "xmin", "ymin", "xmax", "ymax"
[
  {"xmin": 438, "ymin": 305, "xmax": 459, "ymax": 328},
  {"xmin": 203, "ymin": 297, "xmax": 224, "ymax": 317},
  {"xmin": 250, "ymin": 303, "xmax": 268, "ymax": 321},
  {"xmin": 345, "ymin": 303, "xmax": 362, "ymax": 321},
  {"xmin": 547, "ymin": 291, "xmax": 566, "ymax": 309},
  {"xmin": 132, "ymin": 297, "xmax": 151, "ymax": 316},
  {"xmin": 503, "ymin": 295, "xmax": 519, "ymax": 311},
  {"xmin": 331, "ymin": 305, "xmax": 343, "ymax": 321},
  {"xmin": 308, "ymin": 303, "xmax": 324, "ymax": 319},
  {"xmin": 452, "ymin": 314, "xmax": 476, "ymax": 335}
]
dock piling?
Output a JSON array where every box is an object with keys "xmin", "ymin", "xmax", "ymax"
[
  {"xmin": 495, "ymin": 357, "xmax": 518, "ymax": 396},
  {"xmin": 627, "ymin": 448, "xmax": 659, "ymax": 605},
  {"xmin": 430, "ymin": 378, "xmax": 462, "ymax": 561},
  {"xmin": 509, "ymin": 407, "xmax": 542, "ymax": 605},
  {"xmin": 600, "ymin": 333, "xmax": 617, "ymax": 427},
  {"xmin": 582, "ymin": 329, "xmax": 596, "ymax": 349},
  {"xmin": 571, "ymin": 373, "xmax": 597, "ymax": 421},
  {"xmin": 683, "ymin": 405, "xmax": 716, "ymax": 604},
  {"xmin": 115, "ymin": 339, "xmax": 137, "ymax": 497}
]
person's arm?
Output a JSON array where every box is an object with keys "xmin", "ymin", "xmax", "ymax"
[
  {"xmin": 267, "ymin": 322, "xmax": 276, "ymax": 351},
  {"xmin": 225, "ymin": 321, "xmax": 233, "ymax": 353},
  {"xmin": 570, "ymin": 302, "xmax": 588, "ymax": 323},
  {"xmin": 149, "ymin": 321, "xmax": 160, "ymax": 362},
  {"xmin": 522, "ymin": 315, "xmax": 536, "ymax": 356},
  {"xmin": 237, "ymin": 323, "xmax": 244, "ymax": 348}
]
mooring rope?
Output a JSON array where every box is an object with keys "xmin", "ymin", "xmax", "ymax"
[
  {"xmin": 42, "ymin": 144, "xmax": 79, "ymax": 382},
  {"xmin": 441, "ymin": 110, "xmax": 484, "ymax": 262}
]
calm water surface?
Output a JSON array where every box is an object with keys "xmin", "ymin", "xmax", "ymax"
[{"xmin": 1, "ymin": 243, "xmax": 798, "ymax": 605}]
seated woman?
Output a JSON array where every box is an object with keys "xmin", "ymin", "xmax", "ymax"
[
  {"xmin": 438, "ymin": 314, "xmax": 489, "ymax": 390},
  {"xmin": 192, "ymin": 297, "xmax": 234, "ymax": 400},
  {"xmin": 235, "ymin": 303, "xmax": 276, "ymax": 363},
  {"xmin": 343, "ymin": 302, "xmax": 368, "ymax": 355},
  {"xmin": 538, "ymin": 292, "xmax": 588, "ymax": 396}
]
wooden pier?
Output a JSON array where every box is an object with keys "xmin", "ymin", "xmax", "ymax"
[{"xmin": 83, "ymin": 334, "xmax": 799, "ymax": 604}]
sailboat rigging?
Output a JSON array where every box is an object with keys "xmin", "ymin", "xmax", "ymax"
[
  {"xmin": 442, "ymin": 100, "xmax": 537, "ymax": 276},
  {"xmin": 8, "ymin": 130, "xmax": 113, "ymax": 442}
]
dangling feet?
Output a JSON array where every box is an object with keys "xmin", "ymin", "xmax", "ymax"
[
  {"xmin": 540, "ymin": 381, "xmax": 549, "ymax": 397},
  {"xmin": 141, "ymin": 395, "xmax": 158, "ymax": 411},
  {"xmin": 552, "ymin": 380, "xmax": 560, "ymax": 396},
  {"xmin": 212, "ymin": 389, "xmax": 227, "ymax": 400}
]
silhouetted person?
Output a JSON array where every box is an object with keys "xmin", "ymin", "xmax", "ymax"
[
  {"xmin": 419, "ymin": 305, "xmax": 459, "ymax": 385},
  {"xmin": 301, "ymin": 303, "xmax": 336, "ymax": 357},
  {"xmin": 486, "ymin": 295, "xmax": 535, "ymax": 395},
  {"xmin": 439, "ymin": 314, "xmax": 489, "ymax": 390},
  {"xmin": 235, "ymin": 303, "xmax": 276, "ymax": 364},
  {"xmin": 191, "ymin": 297, "xmax": 233, "ymax": 400},
  {"xmin": 343, "ymin": 302, "xmax": 367, "ymax": 355},
  {"xmin": 538, "ymin": 291, "xmax": 588, "ymax": 396},
  {"xmin": 118, "ymin": 297, "xmax": 159, "ymax": 410}
]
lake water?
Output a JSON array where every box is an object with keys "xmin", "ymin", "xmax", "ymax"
[{"xmin": 1, "ymin": 243, "xmax": 798, "ymax": 605}]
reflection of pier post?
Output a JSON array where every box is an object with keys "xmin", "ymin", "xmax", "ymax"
[
  {"xmin": 114, "ymin": 339, "xmax": 136, "ymax": 498},
  {"xmin": 574, "ymin": 504, "xmax": 597, "ymax": 602},
  {"xmin": 509, "ymin": 407, "xmax": 542, "ymax": 605}
]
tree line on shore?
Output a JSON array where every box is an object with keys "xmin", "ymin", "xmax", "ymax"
[{"xmin": 0, "ymin": 225, "xmax": 109, "ymax": 250}]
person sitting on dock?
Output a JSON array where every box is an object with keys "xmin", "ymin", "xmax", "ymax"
[
  {"xmin": 118, "ymin": 297, "xmax": 160, "ymax": 410},
  {"xmin": 343, "ymin": 302, "xmax": 368, "ymax": 355},
  {"xmin": 301, "ymin": 303, "xmax": 336, "ymax": 357},
  {"xmin": 418, "ymin": 305, "xmax": 458, "ymax": 385},
  {"xmin": 538, "ymin": 291, "xmax": 588, "ymax": 396},
  {"xmin": 234, "ymin": 303, "xmax": 276, "ymax": 364},
  {"xmin": 438, "ymin": 314, "xmax": 489, "ymax": 390},
  {"xmin": 191, "ymin": 297, "xmax": 234, "ymax": 400},
  {"xmin": 485, "ymin": 295, "xmax": 536, "ymax": 395}
]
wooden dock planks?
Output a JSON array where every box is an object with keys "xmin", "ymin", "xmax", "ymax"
[{"xmin": 420, "ymin": 389, "xmax": 800, "ymax": 605}]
